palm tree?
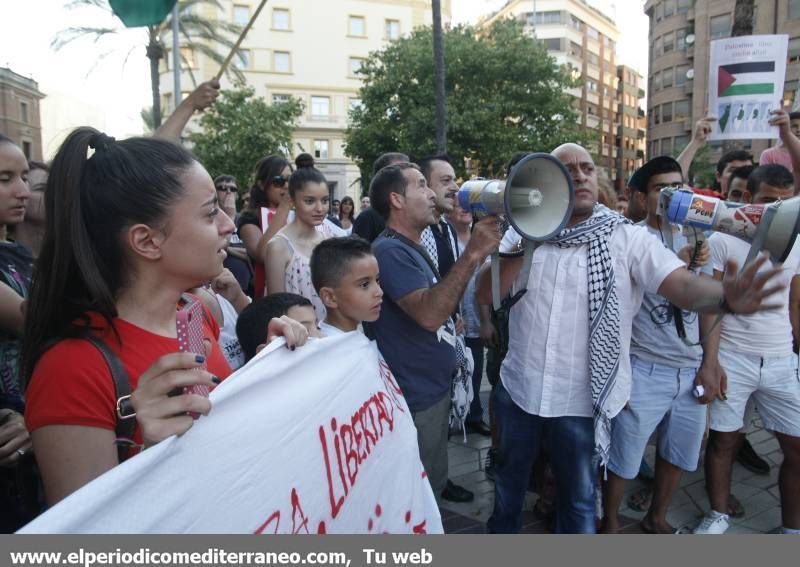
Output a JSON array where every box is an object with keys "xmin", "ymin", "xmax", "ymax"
[{"xmin": 54, "ymin": 0, "xmax": 244, "ymax": 127}]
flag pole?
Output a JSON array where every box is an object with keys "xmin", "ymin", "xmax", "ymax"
[{"xmin": 214, "ymin": 0, "xmax": 269, "ymax": 82}]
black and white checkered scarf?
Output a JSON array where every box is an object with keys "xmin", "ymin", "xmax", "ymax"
[{"xmin": 551, "ymin": 205, "xmax": 630, "ymax": 466}]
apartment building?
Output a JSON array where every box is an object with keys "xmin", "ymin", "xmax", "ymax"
[
  {"xmin": 481, "ymin": 0, "xmax": 635, "ymax": 189},
  {"xmin": 645, "ymin": 0, "xmax": 800, "ymax": 165},
  {"xmin": 0, "ymin": 67, "xmax": 45, "ymax": 161},
  {"xmin": 158, "ymin": 0, "xmax": 450, "ymax": 202}
]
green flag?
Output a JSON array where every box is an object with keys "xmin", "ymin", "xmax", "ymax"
[{"xmin": 109, "ymin": 0, "xmax": 178, "ymax": 27}]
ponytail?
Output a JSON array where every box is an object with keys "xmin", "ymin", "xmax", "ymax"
[{"xmin": 21, "ymin": 127, "xmax": 194, "ymax": 387}]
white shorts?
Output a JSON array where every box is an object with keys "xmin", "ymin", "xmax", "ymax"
[{"xmin": 710, "ymin": 350, "xmax": 800, "ymax": 437}]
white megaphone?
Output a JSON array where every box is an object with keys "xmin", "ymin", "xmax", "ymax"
[
  {"xmin": 457, "ymin": 153, "xmax": 575, "ymax": 240},
  {"xmin": 658, "ymin": 187, "xmax": 800, "ymax": 264},
  {"xmin": 457, "ymin": 153, "xmax": 575, "ymax": 309}
]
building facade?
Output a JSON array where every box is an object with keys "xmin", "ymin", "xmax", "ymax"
[
  {"xmin": 159, "ymin": 0, "xmax": 450, "ymax": 203},
  {"xmin": 645, "ymin": 0, "xmax": 800, "ymax": 167},
  {"xmin": 481, "ymin": 0, "xmax": 642, "ymax": 191},
  {"xmin": 616, "ymin": 65, "xmax": 647, "ymax": 190},
  {"xmin": 0, "ymin": 67, "xmax": 45, "ymax": 161}
]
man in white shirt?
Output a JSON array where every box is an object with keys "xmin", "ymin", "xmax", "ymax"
[
  {"xmin": 477, "ymin": 143, "xmax": 783, "ymax": 533},
  {"xmin": 602, "ymin": 156, "xmax": 711, "ymax": 534},
  {"xmin": 695, "ymin": 162, "xmax": 800, "ymax": 535}
]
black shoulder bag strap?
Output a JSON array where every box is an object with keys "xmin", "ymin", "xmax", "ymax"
[
  {"xmin": 82, "ymin": 335, "xmax": 135, "ymax": 463},
  {"xmin": 380, "ymin": 228, "xmax": 443, "ymax": 281}
]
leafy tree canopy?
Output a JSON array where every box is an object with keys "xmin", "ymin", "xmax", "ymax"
[
  {"xmin": 346, "ymin": 18, "xmax": 589, "ymax": 184},
  {"xmin": 190, "ymin": 83, "xmax": 303, "ymax": 193}
]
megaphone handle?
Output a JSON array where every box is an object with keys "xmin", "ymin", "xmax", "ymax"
[{"xmin": 491, "ymin": 240, "xmax": 538, "ymax": 312}]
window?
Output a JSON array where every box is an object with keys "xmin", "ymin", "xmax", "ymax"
[
  {"xmin": 19, "ymin": 101, "xmax": 29, "ymax": 123},
  {"xmin": 349, "ymin": 57, "xmax": 365, "ymax": 77},
  {"xmin": 535, "ymin": 10, "xmax": 561, "ymax": 25},
  {"xmin": 661, "ymin": 137, "xmax": 673, "ymax": 155},
  {"xmin": 675, "ymin": 64, "xmax": 689, "ymax": 86},
  {"xmin": 676, "ymin": 28, "xmax": 687, "ymax": 50},
  {"xmin": 678, "ymin": 0, "xmax": 692, "ymax": 14},
  {"xmin": 653, "ymin": 105, "xmax": 661, "ymax": 125},
  {"xmin": 710, "ymin": 14, "xmax": 731, "ymax": 40},
  {"xmin": 587, "ymin": 52, "xmax": 599, "ymax": 65},
  {"xmin": 233, "ymin": 49, "xmax": 250, "ymax": 69},
  {"xmin": 349, "ymin": 98, "xmax": 363, "ymax": 111},
  {"xmin": 789, "ymin": 38, "xmax": 800, "ymax": 63},
  {"xmin": 311, "ymin": 96, "xmax": 330, "ymax": 116},
  {"xmin": 273, "ymin": 51, "xmax": 290, "ymax": 72},
  {"xmin": 662, "ymin": 102, "xmax": 673, "ymax": 123},
  {"xmin": 664, "ymin": 0, "xmax": 675, "ymax": 17},
  {"xmin": 272, "ymin": 8, "xmax": 289, "ymax": 30},
  {"xmin": 655, "ymin": 36, "xmax": 663, "ymax": 56},
  {"xmin": 653, "ymin": 71, "xmax": 662, "ymax": 91},
  {"xmin": 663, "ymin": 31, "xmax": 674, "ymax": 53},
  {"xmin": 272, "ymin": 94, "xmax": 290, "ymax": 104},
  {"xmin": 791, "ymin": 0, "xmax": 800, "ymax": 19},
  {"xmin": 587, "ymin": 79, "xmax": 598, "ymax": 92},
  {"xmin": 571, "ymin": 15, "xmax": 583, "ymax": 31},
  {"xmin": 587, "ymin": 26, "xmax": 599, "ymax": 40},
  {"xmin": 22, "ymin": 141, "xmax": 31, "ymax": 159},
  {"xmin": 662, "ymin": 67, "xmax": 673, "ymax": 88},
  {"xmin": 674, "ymin": 99, "xmax": 690, "ymax": 120},
  {"xmin": 314, "ymin": 140, "xmax": 329, "ymax": 159},
  {"xmin": 674, "ymin": 134, "xmax": 690, "ymax": 151},
  {"xmin": 385, "ymin": 19, "xmax": 400, "ymax": 40},
  {"xmin": 233, "ymin": 5, "xmax": 249, "ymax": 25},
  {"xmin": 544, "ymin": 38, "xmax": 562, "ymax": 51},
  {"xmin": 655, "ymin": 2, "xmax": 663, "ymax": 22},
  {"xmin": 570, "ymin": 41, "xmax": 582, "ymax": 57},
  {"xmin": 349, "ymin": 15, "xmax": 366, "ymax": 37}
]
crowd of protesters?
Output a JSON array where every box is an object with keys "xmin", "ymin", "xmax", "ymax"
[{"xmin": 1, "ymin": 79, "xmax": 799, "ymax": 537}]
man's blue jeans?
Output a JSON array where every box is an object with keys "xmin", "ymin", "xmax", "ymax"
[{"xmin": 487, "ymin": 381, "xmax": 597, "ymax": 533}]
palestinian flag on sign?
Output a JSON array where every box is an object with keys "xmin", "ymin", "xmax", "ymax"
[{"xmin": 718, "ymin": 62, "xmax": 775, "ymax": 97}]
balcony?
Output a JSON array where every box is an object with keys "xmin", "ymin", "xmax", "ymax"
[
  {"xmin": 637, "ymin": 128, "xmax": 645, "ymax": 139},
  {"xmin": 636, "ymin": 149, "xmax": 645, "ymax": 160}
]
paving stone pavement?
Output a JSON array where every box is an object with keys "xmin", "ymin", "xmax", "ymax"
[{"xmin": 440, "ymin": 384, "xmax": 784, "ymax": 534}]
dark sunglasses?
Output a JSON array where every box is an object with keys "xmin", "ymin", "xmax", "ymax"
[
  {"xmin": 216, "ymin": 184, "xmax": 238, "ymax": 193},
  {"xmin": 272, "ymin": 175, "xmax": 288, "ymax": 187}
]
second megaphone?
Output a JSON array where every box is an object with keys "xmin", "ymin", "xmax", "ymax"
[
  {"xmin": 457, "ymin": 153, "xmax": 575, "ymax": 241},
  {"xmin": 661, "ymin": 188, "xmax": 800, "ymax": 263}
]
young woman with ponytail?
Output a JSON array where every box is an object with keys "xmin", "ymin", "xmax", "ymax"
[{"xmin": 21, "ymin": 129, "xmax": 309, "ymax": 505}]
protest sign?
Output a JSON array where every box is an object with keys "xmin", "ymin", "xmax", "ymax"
[
  {"xmin": 20, "ymin": 333, "xmax": 442, "ymax": 534},
  {"xmin": 708, "ymin": 35, "xmax": 788, "ymax": 140}
]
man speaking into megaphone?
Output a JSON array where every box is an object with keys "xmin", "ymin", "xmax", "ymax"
[{"xmin": 475, "ymin": 143, "xmax": 784, "ymax": 534}]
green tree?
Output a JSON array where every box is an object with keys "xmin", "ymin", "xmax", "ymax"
[
  {"xmin": 54, "ymin": 0, "xmax": 244, "ymax": 127},
  {"xmin": 189, "ymin": 84, "xmax": 303, "ymax": 192},
  {"xmin": 345, "ymin": 19, "xmax": 587, "ymax": 184}
]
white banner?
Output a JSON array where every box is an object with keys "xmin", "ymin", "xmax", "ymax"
[
  {"xmin": 20, "ymin": 333, "xmax": 442, "ymax": 534},
  {"xmin": 708, "ymin": 35, "xmax": 788, "ymax": 140}
]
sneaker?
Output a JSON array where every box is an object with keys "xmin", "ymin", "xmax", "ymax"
[
  {"xmin": 484, "ymin": 449, "xmax": 495, "ymax": 482},
  {"xmin": 693, "ymin": 511, "xmax": 730, "ymax": 534},
  {"xmin": 441, "ymin": 480, "xmax": 474, "ymax": 503},
  {"xmin": 736, "ymin": 438, "xmax": 770, "ymax": 475}
]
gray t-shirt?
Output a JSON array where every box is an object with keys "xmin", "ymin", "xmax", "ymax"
[{"xmin": 629, "ymin": 223, "xmax": 709, "ymax": 369}]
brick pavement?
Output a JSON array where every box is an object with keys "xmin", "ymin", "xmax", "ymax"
[{"xmin": 440, "ymin": 386, "xmax": 784, "ymax": 534}]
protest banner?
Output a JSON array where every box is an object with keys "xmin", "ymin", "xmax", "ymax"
[
  {"xmin": 19, "ymin": 333, "xmax": 442, "ymax": 534},
  {"xmin": 708, "ymin": 34, "xmax": 788, "ymax": 140}
]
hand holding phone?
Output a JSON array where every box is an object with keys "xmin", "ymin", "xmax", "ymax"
[{"xmin": 176, "ymin": 301, "xmax": 210, "ymax": 419}]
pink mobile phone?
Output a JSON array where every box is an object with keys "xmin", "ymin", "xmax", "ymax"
[{"xmin": 176, "ymin": 301, "xmax": 210, "ymax": 419}]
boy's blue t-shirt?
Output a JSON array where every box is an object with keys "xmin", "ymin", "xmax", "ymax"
[{"xmin": 371, "ymin": 236, "xmax": 456, "ymax": 412}]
